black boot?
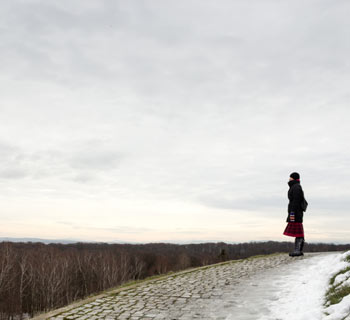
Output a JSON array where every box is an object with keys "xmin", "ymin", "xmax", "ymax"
[
  {"xmin": 300, "ymin": 238, "xmax": 304, "ymax": 256},
  {"xmin": 289, "ymin": 237, "xmax": 303, "ymax": 257}
]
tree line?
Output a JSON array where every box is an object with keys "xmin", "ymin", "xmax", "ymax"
[{"xmin": 1, "ymin": 240, "xmax": 349, "ymax": 319}]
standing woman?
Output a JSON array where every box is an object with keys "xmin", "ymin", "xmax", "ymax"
[{"xmin": 283, "ymin": 172, "xmax": 306, "ymax": 256}]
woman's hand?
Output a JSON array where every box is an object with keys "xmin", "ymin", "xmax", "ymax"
[{"xmin": 290, "ymin": 212, "xmax": 295, "ymax": 222}]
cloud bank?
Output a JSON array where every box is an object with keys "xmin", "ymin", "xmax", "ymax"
[{"xmin": 1, "ymin": 0, "xmax": 350, "ymax": 243}]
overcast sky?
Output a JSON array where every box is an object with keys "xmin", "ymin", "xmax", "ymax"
[{"xmin": 1, "ymin": 0, "xmax": 350, "ymax": 244}]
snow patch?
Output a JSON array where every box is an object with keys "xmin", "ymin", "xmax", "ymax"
[
  {"xmin": 323, "ymin": 251, "xmax": 350, "ymax": 320},
  {"xmin": 333, "ymin": 271, "xmax": 350, "ymax": 287},
  {"xmin": 259, "ymin": 252, "xmax": 350, "ymax": 320},
  {"xmin": 324, "ymin": 294, "xmax": 350, "ymax": 320}
]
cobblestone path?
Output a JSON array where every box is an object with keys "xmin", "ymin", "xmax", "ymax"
[{"xmin": 37, "ymin": 253, "xmax": 325, "ymax": 320}]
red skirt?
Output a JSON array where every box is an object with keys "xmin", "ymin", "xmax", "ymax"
[{"xmin": 283, "ymin": 222, "xmax": 304, "ymax": 238}]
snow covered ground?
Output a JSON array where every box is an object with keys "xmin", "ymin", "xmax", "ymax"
[
  {"xmin": 262, "ymin": 251, "xmax": 350, "ymax": 320},
  {"xmin": 221, "ymin": 251, "xmax": 350, "ymax": 320}
]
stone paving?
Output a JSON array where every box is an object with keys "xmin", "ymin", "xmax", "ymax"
[{"xmin": 41, "ymin": 253, "xmax": 320, "ymax": 320}]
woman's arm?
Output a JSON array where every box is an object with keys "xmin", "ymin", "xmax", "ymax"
[{"xmin": 289, "ymin": 186, "xmax": 303, "ymax": 212}]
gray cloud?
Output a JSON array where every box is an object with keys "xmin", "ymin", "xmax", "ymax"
[
  {"xmin": 0, "ymin": 138, "xmax": 125, "ymax": 189},
  {"xmin": 0, "ymin": 142, "xmax": 28, "ymax": 180},
  {"xmin": 69, "ymin": 146, "xmax": 124, "ymax": 171},
  {"xmin": 0, "ymin": 168, "xmax": 27, "ymax": 180},
  {"xmin": 57, "ymin": 221, "xmax": 154, "ymax": 234},
  {"xmin": 198, "ymin": 194, "xmax": 285, "ymax": 211}
]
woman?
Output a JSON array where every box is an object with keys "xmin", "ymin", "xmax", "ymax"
[{"xmin": 283, "ymin": 172, "xmax": 306, "ymax": 257}]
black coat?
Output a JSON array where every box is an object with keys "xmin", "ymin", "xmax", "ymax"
[{"xmin": 287, "ymin": 180, "xmax": 305, "ymax": 223}]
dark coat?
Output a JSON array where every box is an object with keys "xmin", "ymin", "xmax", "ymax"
[{"xmin": 287, "ymin": 180, "xmax": 305, "ymax": 223}]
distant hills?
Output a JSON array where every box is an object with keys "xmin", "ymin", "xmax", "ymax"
[
  {"xmin": 0, "ymin": 237, "xmax": 146, "ymax": 244},
  {"xmin": 0, "ymin": 237, "xmax": 239, "ymax": 245},
  {"xmin": 0, "ymin": 237, "xmax": 82, "ymax": 244}
]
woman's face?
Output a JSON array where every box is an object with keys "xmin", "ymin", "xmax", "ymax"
[{"xmin": 289, "ymin": 177, "xmax": 294, "ymax": 181}]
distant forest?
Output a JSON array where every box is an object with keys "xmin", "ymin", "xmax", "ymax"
[{"xmin": 1, "ymin": 240, "xmax": 349, "ymax": 319}]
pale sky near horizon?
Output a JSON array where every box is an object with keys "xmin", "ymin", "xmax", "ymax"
[{"xmin": 1, "ymin": 0, "xmax": 350, "ymax": 244}]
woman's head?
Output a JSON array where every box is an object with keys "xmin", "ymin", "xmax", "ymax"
[{"xmin": 289, "ymin": 172, "xmax": 300, "ymax": 181}]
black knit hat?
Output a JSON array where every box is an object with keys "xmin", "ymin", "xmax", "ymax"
[{"xmin": 290, "ymin": 172, "xmax": 300, "ymax": 180}]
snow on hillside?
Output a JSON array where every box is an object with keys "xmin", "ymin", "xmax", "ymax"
[{"xmin": 260, "ymin": 251, "xmax": 350, "ymax": 320}]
